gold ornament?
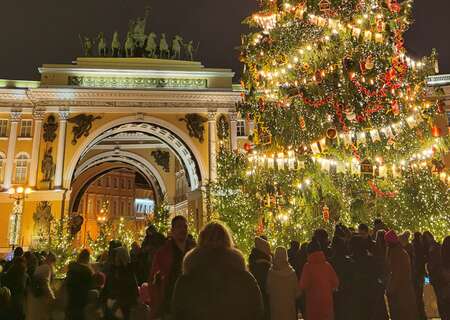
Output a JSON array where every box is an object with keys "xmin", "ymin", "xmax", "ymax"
[
  {"xmin": 326, "ymin": 127, "xmax": 337, "ymax": 139},
  {"xmin": 365, "ymin": 56, "xmax": 374, "ymax": 70},
  {"xmin": 299, "ymin": 116, "xmax": 306, "ymax": 130},
  {"xmin": 319, "ymin": 0, "xmax": 332, "ymax": 15}
]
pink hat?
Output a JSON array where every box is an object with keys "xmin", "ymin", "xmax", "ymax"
[{"xmin": 384, "ymin": 230, "xmax": 399, "ymax": 244}]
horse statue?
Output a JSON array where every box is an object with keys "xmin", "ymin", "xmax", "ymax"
[
  {"xmin": 125, "ymin": 32, "xmax": 135, "ymax": 57},
  {"xmin": 171, "ymin": 35, "xmax": 183, "ymax": 60},
  {"xmin": 111, "ymin": 31, "xmax": 121, "ymax": 57},
  {"xmin": 159, "ymin": 33, "xmax": 170, "ymax": 59},
  {"xmin": 145, "ymin": 32, "xmax": 158, "ymax": 58},
  {"xmin": 97, "ymin": 32, "xmax": 107, "ymax": 56}
]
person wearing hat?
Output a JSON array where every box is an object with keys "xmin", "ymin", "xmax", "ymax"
[
  {"xmin": 385, "ymin": 230, "xmax": 418, "ymax": 320},
  {"xmin": 249, "ymin": 236, "xmax": 272, "ymax": 320},
  {"xmin": 266, "ymin": 247, "xmax": 299, "ymax": 320}
]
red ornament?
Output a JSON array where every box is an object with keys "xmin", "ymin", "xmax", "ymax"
[
  {"xmin": 322, "ymin": 205, "xmax": 330, "ymax": 222},
  {"xmin": 243, "ymin": 143, "xmax": 253, "ymax": 152},
  {"xmin": 431, "ymin": 126, "xmax": 442, "ymax": 137},
  {"xmin": 391, "ymin": 100, "xmax": 400, "ymax": 115}
]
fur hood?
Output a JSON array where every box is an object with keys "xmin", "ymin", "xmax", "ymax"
[{"xmin": 183, "ymin": 247, "xmax": 246, "ymax": 275}]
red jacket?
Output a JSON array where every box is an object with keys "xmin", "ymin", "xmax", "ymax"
[
  {"xmin": 299, "ymin": 251, "xmax": 339, "ymax": 320},
  {"xmin": 148, "ymin": 240, "xmax": 175, "ymax": 319},
  {"xmin": 148, "ymin": 239, "xmax": 194, "ymax": 319}
]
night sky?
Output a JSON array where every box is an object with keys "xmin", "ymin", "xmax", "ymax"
[{"xmin": 0, "ymin": 0, "xmax": 449, "ymax": 81}]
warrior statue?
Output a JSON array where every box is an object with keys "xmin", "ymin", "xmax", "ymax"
[
  {"xmin": 79, "ymin": 35, "xmax": 93, "ymax": 56},
  {"xmin": 171, "ymin": 35, "xmax": 183, "ymax": 60},
  {"xmin": 179, "ymin": 114, "xmax": 208, "ymax": 143},
  {"xmin": 145, "ymin": 32, "xmax": 157, "ymax": 58},
  {"xmin": 97, "ymin": 32, "xmax": 107, "ymax": 56},
  {"xmin": 41, "ymin": 147, "xmax": 55, "ymax": 182},
  {"xmin": 125, "ymin": 32, "xmax": 135, "ymax": 57},
  {"xmin": 111, "ymin": 31, "xmax": 121, "ymax": 57},
  {"xmin": 68, "ymin": 114, "xmax": 102, "ymax": 145},
  {"xmin": 185, "ymin": 41, "xmax": 199, "ymax": 61},
  {"xmin": 159, "ymin": 33, "xmax": 170, "ymax": 59}
]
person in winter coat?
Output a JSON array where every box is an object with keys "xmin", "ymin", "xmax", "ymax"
[
  {"xmin": 102, "ymin": 246, "xmax": 139, "ymax": 320},
  {"xmin": 172, "ymin": 221, "xmax": 264, "ymax": 320},
  {"xmin": 287, "ymin": 241, "xmax": 301, "ymax": 276},
  {"xmin": 249, "ymin": 236, "xmax": 272, "ymax": 320},
  {"xmin": 412, "ymin": 232, "xmax": 427, "ymax": 320},
  {"xmin": 26, "ymin": 252, "xmax": 57, "ymax": 320},
  {"xmin": 330, "ymin": 237, "xmax": 355, "ymax": 320},
  {"xmin": 3, "ymin": 256, "xmax": 28, "ymax": 320},
  {"xmin": 148, "ymin": 215, "xmax": 194, "ymax": 319},
  {"xmin": 385, "ymin": 230, "xmax": 418, "ymax": 320},
  {"xmin": 423, "ymin": 231, "xmax": 446, "ymax": 318},
  {"xmin": 438, "ymin": 236, "xmax": 450, "ymax": 319},
  {"xmin": 350, "ymin": 235, "xmax": 388, "ymax": 320},
  {"xmin": 299, "ymin": 240, "xmax": 339, "ymax": 320},
  {"xmin": 266, "ymin": 246, "xmax": 299, "ymax": 320},
  {"xmin": 65, "ymin": 250, "xmax": 94, "ymax": 320}
]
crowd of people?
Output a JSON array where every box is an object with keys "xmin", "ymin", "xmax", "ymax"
[{"xmin": 0, "ymin": 216, "xmax": 449, "ymax": 320}]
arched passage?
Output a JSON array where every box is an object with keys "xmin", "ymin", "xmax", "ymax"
[{"xmin": 65, "ymin": 116, "xmax": 207, "ymax": 192}]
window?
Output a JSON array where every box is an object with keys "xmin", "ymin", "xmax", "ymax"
[
  {"xmin": 120, "ymin": 178, "xmax": 124, "ymax": 189},
  {"xmin": 14, "ymin": 153, "xmax": 29, "ymax": 184},
  {"xmin": 128, "ymin": 180, "xmax": 132, "ymax": 189},
  {"xmin": 19, "ymin": 120, "xmax": 32, "ymax": 138},
  {"xmin": 129, "ymin": 200, "xmax": 133, "ymax": 215},
  {"xmin": 0, "ymin": 120, "xmax": 8, "ymax": 137},
  {"xmin": 97, "ymin": 179, "xmax": 102, "ymax": 187},
  {"xmin": 96, "ymin": 200, "xmax": 102, "ymax": 214},
  {"xmin": 105, "ymin": 177, "xmax": 110, "ymax": 188},
  {"xmin": 236, "ymin": 120, "xmax": 246, "ymax": 137},
  {"xmin": 113, "ymin": 177, "xmax": 118, "ymax": 188},
  {"xmin": 120, "ymin": 201, "xmax": 125, "ymax": 215}
]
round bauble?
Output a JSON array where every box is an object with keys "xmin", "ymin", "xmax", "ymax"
[{"xmin": 326, "ymin": 127, "xmax": 337, "ymax": 139}]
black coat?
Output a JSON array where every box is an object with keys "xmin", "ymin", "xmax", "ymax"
[{"xmin": 172, "ymin": 247, "xmax": 264, "ymax": 320}]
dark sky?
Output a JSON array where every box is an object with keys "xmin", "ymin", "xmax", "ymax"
[{"xmin": 0, "ymin": 0, "xmax": 449, "ymax": 81}]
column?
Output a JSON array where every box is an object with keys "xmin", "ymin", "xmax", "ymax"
[
  {"xmin": 28, "ymin": 109, "xmax": 45, "ymax": 188},
  {"xmin": 208, "ymin": 110, "xmax": 217, "ymax": 182},
  {"xmin": 229, "ymin": 111, "xmax": 238, "ymax": 151},
  {"xmin": 4, "ymin": 111, "xmax": 22, "ymax": 190},
  {"xmin": 54, "ymin": 110, "xmax": 70, "ymax": 189}
]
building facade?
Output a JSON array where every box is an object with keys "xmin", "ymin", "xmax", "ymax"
[{"xmin": 0, "ymin": 57, "xmax": 241, "ymax": 252}]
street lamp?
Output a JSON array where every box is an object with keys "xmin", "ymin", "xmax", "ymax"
[{"xmin": 7, "ymin": 186, "xmax": 32, "ymax": 249}]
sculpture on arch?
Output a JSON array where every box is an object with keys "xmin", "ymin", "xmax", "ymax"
[
  {"xmin": 68, "ymin": 114, "xmax": 102, "ymax": 145},
  {"xmin": 124, "ymin": 32, "xmax": 135, "ymax": 57},
  {"xmin": 159, "ymin": 33, "xmax": 170, "ymax": 58},
  {"xmin": 151, "ymin": 150, "xmax": 170, "ymax": 172},
  {"xmin": 217, "ymin": 114, "xmax": 230, "ymax": 140},
  {"xmin": 145, "ymin": 32, "xmax": 158, "ymax": 58},
  {"xmin": 97, "ymin": 32, "xmax": 107, "ymax": 56},
  {"xmin": 79, "ymin": 35, "xmax": 93, "ymax": 56},
  {"xmin": 33, "ymin": 201, "xmax": 53, "ymax": 246},
  {"xmin": 41, "ymin": 147, "xmax": 55, "ymax": 183},
  {"xmin": 179, "ymin": 114, "xmax": 208, "ymax": 143},
  {"xmin": 111, "ymin": 31, "xmax": 121, "ymax": 57},
  {"xmin": 43, "ymin": 115, "xmax": 58, "ymax": 143},
  {"xmin": 171, "ymin": 35, "xmax": 183, "ymax": 60}
]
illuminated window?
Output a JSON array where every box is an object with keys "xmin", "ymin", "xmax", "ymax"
[
  {"xmin": 14, "ymin": 153, "xmax": 29, "ymax": 184},
  {"xmin": 236, "ymin": 120, "xmax": 246, "ymax": 137},
  {"xmin": 0, "ymin": 153, "xmax": 5, "ymax": 183},
  {"xmin": 0, "ymin": 120, "xmax": 8, "ymax": 137},
  {"xmin": 19, "ymin": 120, "xmax": 33, "ymax": 138}
]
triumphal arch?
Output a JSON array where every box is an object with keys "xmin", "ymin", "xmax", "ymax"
[{"xmin": 0, "ymin": 56, "xmax": 241, "ymax": 251}]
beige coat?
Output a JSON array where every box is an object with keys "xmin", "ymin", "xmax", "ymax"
[
  {"xmin": 266, "ymin": 266, "xmax": 299, "ymax": 320},
  {"xmin": 26, "ymin": 264, "xmax": 56, "ymax": 320}
]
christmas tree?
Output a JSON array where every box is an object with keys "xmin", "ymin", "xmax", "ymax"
[{"xmin": 214, "ymin": 0, "xmax": 450, "ymax": 251}]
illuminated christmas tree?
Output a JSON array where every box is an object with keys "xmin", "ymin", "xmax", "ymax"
[{"xmin": 214, "ymin": 0, "xmax": 450, "ymax": 251}]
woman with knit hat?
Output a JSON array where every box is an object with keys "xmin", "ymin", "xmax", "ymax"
[
  {"xmin": 385, "ymin": 230, "xmax": 418, "ymax": 320},
  {"xmin": 266, "ymin": 247, "xmax": 299, "ymax": 320}
]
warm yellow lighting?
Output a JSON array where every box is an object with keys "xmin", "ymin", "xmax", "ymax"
[
  {"xmin": 25, "ymin": 187, "xmax": 32, "ymax": 195},
  {"xmin": 8, "ymin": 188, "xmax": 15, "ymax": 195},
  {"xmin": 16, "ymin": 187, "xmax": 24, "ymax": 194}
]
